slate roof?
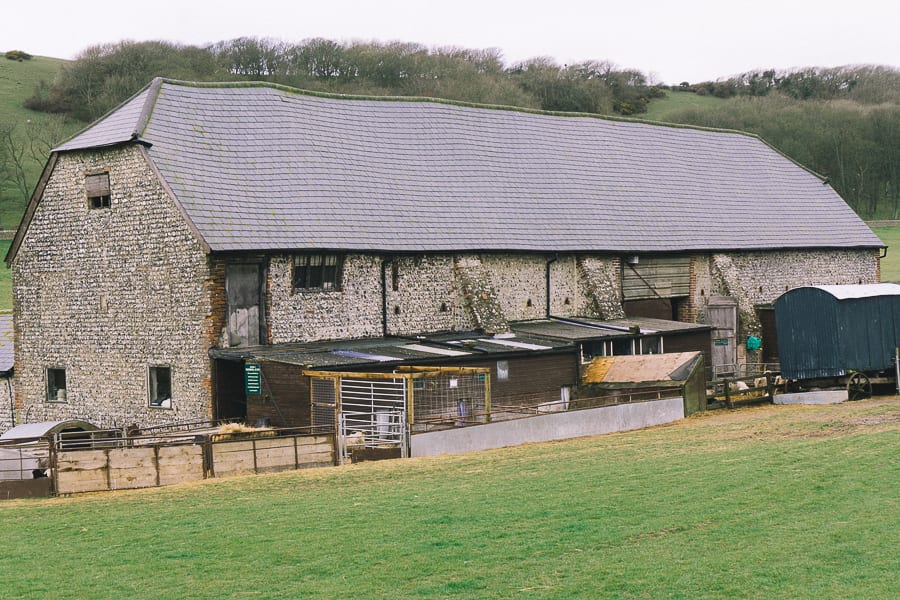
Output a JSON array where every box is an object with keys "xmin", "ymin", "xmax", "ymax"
[{"xmin": 53, "ymin": 79, "xmax": 883, "ymax": 253}]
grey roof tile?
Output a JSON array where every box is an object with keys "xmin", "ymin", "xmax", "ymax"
[{"xmin": 55, "ymin": 79, "xmax": 883, "ymax": 253}]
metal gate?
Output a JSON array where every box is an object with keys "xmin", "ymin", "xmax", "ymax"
[{"xmin": 338, "ymin": 378, "xmax": 408, "ymax": 462}]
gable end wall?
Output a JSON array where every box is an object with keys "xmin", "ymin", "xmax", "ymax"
[{"xmin": 11, "ymin": 146, "xmax": 213, "ymax": 428}]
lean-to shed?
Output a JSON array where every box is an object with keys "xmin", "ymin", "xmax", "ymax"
[
  {"xmin": 774, "ymin": 284, "xmax": 900, "ymax": 380},
  {"xmin": 576, "ymin": 351, "xmax": 706, "ymax": 415}
]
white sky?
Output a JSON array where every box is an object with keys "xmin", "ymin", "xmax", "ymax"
[{"xmin": 4, "ymin": 0, "xmax": 898, "ymax": 84}]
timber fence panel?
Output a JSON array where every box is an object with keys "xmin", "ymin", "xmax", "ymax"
[
  {"xmin": 293, "ymin": 435, "xmax": 335, "ymax": 468},
  {"xmin": 56, "ymin": 449, "xmax": 110, "ymax": 494},
  {"xmin": 211, "ymin": 440, "xmax": 258, "ymax": 477},
  {"xmin": 210, "ymin": 434, "xmax": 335, "ymax": 478},
  {"xmin": 108, "ymin": 447, "xmax": 159, "ymax": 490},
  {"xmin": 158, "ymin": 445, "xmax": 205, "ymax": 486},
  {"xmin": 50, "ymin": 431, "xmax": 335, "ymax": 494}
]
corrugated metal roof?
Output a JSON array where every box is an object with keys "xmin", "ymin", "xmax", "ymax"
[
  {"xmin": 510, "ymin": 317, "xmax": 710, "ymax": 342},
  {"xmin": 813, "ymin": 283, "xmax": 900, "ymax": 300},
  {"xmin": 53, "ymin": 79, "xmax": 882, "ymax": 254},
  {"xmin": 0, "ymin": 420, "xmax": 99, "ymax": 440},
  {"xmin": 209, "ymin": 331, "xmax": 570, "ymax": 368},
  {"xmin": 583, "ymin": 352, "xmax": 702, "ymax": 383}
]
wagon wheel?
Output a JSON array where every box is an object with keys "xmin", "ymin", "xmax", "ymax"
[{"xmin": 846, "ymin": 372, "xmax": 872, "ymax": 401}]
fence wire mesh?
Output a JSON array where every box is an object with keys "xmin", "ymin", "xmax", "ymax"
[{"xmin": 412, "ymin": 372, "xmax": 487, "ymax": 427}]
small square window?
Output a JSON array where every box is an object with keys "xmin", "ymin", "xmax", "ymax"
[
  {"xmin": 85, "ymin": 173, "xmax": 111, "ymax": 209},
  {"xmin": 47, "ymin": 368, "xmax": 67, "ymax": 402},
  {"xmin": 292, "ymin": 254, "xmax": 342, "ymax": 291},
  {"xmin": 149, "ymin": 366, "xmax": 172, "ymax": 408}
]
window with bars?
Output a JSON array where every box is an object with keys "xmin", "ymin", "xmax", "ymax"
[{"xmin": 292, "ymin": 254, "xmax": 342, "ymax": 291}]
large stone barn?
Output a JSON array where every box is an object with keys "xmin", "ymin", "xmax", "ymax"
[{"xmin": 4, "ymin": 78, "xmax": 883, "ymax": 428}]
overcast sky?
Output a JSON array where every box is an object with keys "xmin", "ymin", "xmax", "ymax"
[{"xmin": 4, "ymin": 0, "xmax": 898, "ymax": 84}]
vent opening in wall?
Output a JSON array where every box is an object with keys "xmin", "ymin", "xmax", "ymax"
[
  {"xmin": 564, "ymin": 297, "xmax": 571, "ymax": 305},
  {"xmin": 394, "ymin": 305, "xmax": 401, "ymax": 315},
  {"xmin": 85, "ymin": 172, "xmax": 111, "ymax": 209},
  {"xmin": 526, "ymin": 298, "xmax": 533, "ymax": 308},
  {"xmin": 440, "ymin": 302, "xmax": 449, "ymax": 313}
]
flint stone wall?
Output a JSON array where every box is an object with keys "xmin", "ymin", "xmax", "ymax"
[{"xmin": 11, "ymin": 147, "xmax": 213, "ymax": 428}]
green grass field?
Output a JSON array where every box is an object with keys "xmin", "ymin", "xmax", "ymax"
[
  {"xmin": 642, "ymin": 90, "xmax": 727, "ymax": 122},
  {"xmin": 0, "ymin": 55, "xmax": 77, "ymax": 230},
  {"xmin": 2, "ymin": 398, "xmax": 897, "ymax": 599},
  {"xmin": 0, "ymin": 239, "xmax": 10, "ymax": 312},
  {"xmin": 872, "ymin": 226, "xmax": 900, "ymax": 281}
]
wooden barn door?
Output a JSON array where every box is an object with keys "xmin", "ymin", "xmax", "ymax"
[
  {"xmin": 706, "ymin": 297, "xmax": 737, "ymax": 378},
  {"xmin": 226, "ymin": 264, "xmax": 263, "ymax": 347}
]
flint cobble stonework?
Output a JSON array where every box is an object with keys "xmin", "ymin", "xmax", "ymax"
[
  {"xmin": 0, "ymin": 377, "xmax": 13, "ymax": 431},
  {"xmin": 9, "ymin": 142, "xmax": 880, "ymax": 428},
  {"xmin": 696, "ymin": 249, "xmax": 879, "ymax": 364},
  {"xmin": 12, "ymin": 147, "xmax": 213, "ymax": 428}
]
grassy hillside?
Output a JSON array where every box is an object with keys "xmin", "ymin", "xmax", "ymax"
[
  {"xmin": 872, "ymin": 226, "xmax": 900, "ymax": 281},
  {"xmin": 0, "ymin": 54, "xmax": 77, "ymax": 230},
  {"xmin": 1, "ymin": 398, "xmax": 898, "ymax": 599},
  {"xmin": 641, "ymin": 89, "xmax": 727, "ymax": 121}
]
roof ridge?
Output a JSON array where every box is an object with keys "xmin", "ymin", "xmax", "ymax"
[
  {"xmin": 132, "ymin": 77, "xmax": 165, "ymax": 140},
  {"xmin": 52, "ymin": 79, "xmax": 161, "ymax": 152},
  {"xmin": 153, "ymin": 77, "xmax": 767, "ymax": 141}
]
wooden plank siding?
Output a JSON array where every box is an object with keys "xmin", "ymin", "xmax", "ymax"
[
  {"xmin": 247, "ymin": 362, "xmax": 312, "ymax": 428},
  {"xmin": 466, "ymin": 353, "xmax": 578, "ymax": 409}
]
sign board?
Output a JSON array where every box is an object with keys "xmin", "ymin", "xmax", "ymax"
[
  {"xmin": 244, "ymin": 362, "xmax": 261, "ymax": 395},
  {"xmin": 714, "ymin": 338, "xmax": 729, "ymax": 346}
]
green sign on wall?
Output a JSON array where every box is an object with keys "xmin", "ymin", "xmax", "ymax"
[{"xmin": 245, "ymin": 362, "xmax": 261, "ymax": 395}]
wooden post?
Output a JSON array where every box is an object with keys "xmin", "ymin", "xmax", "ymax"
[
  {"xmin": 484, "ymin": 372, "xmax": 492, "ymax": 423},
  {"xmin": 333, "ymin": 377, "xmax": 342, "ymax": 465},
  {"xmin": 406, "ymin": 374, "xmax": 415, "ymax": 426},
  {"xmin": 203, "ymin": 435, "xmax": 215, "ymax": 479},
  {"xmin": 154, "ymin": 446, "xmax": 161, "ymax": 488}
]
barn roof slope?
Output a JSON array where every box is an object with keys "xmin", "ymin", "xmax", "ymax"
[{"xmin": 53, "ymin": 79, "xmax": 883, "ymax": 254}]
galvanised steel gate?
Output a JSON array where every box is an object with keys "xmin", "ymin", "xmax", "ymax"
[
  {"xmin": 338, "ymin": 378, "xmax": 407, "ymax": 463},
  {"xmin": 307, "ymin": 367, "xmax": 491, "ymax": 464}
]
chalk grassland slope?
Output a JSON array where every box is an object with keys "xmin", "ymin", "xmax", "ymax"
[
  {"xmin": 1, "ymin": 398, "xmax": 897, "ymax": 599},
  {"xmin": 640, "ymin": 89, "xmax": 726, "ymax": 121},
  {"xmin": 0, "ymin": 55, "xmax": 76, "ymax": 229},
  {"xmin": 872, "ymin": 226, "xmax": 900, "ymax": 281}
]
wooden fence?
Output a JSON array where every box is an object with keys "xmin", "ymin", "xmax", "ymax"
[{"xmin": 53, "ymin": 432, "xmax": 334, "ymax": 495}]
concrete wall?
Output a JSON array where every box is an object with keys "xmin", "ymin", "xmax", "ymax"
[
  {"xmin": 410, "ymin": 397, "xmax": 684, "ymax": 457},
  {"xmin": 11, "ymin": 146, "xmax": 214, "ymax": 427}
]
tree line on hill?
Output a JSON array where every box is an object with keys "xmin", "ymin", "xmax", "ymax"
[{"xmin": 5, "ymin": 38, "xmax": 900, "ymax": 220}]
